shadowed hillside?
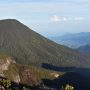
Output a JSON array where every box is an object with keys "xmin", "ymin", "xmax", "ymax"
[{"xmin": 43, "ymin": 72, "xmax": 90, "ymax": 90}]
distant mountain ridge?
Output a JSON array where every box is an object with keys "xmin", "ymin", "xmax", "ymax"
[
  {"xmin": 50, "ymin": 32, "xmax": 90, "ymax": 48},
  {"xmin": 0, "ymin": 19, "xmax": 90, "ymax": 68}
]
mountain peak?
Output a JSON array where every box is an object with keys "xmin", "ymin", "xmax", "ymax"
[
  {"xmin": 0, "ymin": 19, "xmax": 19, "ymax": 22},
  {"xmin": 0, "ymin": 19, "xmax": 89, "ymax": 68},
  {"xmin": 0, "ymin": 19, "xmax": 22, "ymax": 28}
]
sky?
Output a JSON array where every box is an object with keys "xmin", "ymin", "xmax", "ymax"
[{"xmin": 0, "ymin": 0, "xmax": 90, "ymax": 37}]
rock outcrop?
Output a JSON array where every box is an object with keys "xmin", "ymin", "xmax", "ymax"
[{"xmin": 0, "ymin": 56, "xmax": 20, "ymax": 83}]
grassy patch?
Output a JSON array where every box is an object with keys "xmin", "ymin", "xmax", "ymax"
[{"xmin": 4, "ymin": 63, "xmax": 19, "ymax": 81}]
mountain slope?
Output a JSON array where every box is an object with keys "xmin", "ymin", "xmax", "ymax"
[
  {"xmin": 76, "ymin": 44, "xmax": 90, "ymax": 54},
  {"xmin": 0, "ymin": 19, "xmax": 90, "ymax": 68},
  {"xmin": 50, "ymin": 32, "xmax": 90, "ymax": 48}
]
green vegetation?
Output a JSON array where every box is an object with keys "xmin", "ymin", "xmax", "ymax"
[
  {"xmin": 61, "ymin": 84, "xmax": 74, "ymax": 90},
  {"xmin": 23, "ymin": 87, "xmax": 29, "ymax": 90},
  {"xmin": 0, "ymin": 53, "xmax": 9, "ymax": 61},
  {"xmin": 19, "ymin": 64, "xmax": 64, "ymax": 85},
  {"xmin": 28, "ymin": 65, "xmax": 62, "ymax": 80},
  {"xmin": 0, "ymin": 78, "xmax": 11, "ymax": 90},
  {"xmin": 0, "ymin": 77, "xmax": 31, "ymax": 90},
  {"xmin": 4, "ymin": 63, "xmax": 19, "ymax": 81}
]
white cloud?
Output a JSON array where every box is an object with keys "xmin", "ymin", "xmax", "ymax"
[
  {"xmin": 63, "ymin": 17, "xmax": 68, "ymax": 21},
  {"xmin": 51, "ymin": 15, "xmax": 68, "ymax": 22},
  {"xmin": 74, "ymin": 17, "xmax": 85, "ymax": 21},
  {"xmin": 50, "ymin": 16, "xmax": 86, "ymax": 23},
  {"xmin": 51, "ymin": 15, "xmax": 60, "ymax": 22}
]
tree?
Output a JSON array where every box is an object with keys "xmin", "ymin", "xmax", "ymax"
[{"xmin": 61, "ymin": 84, "xmax": 74, "ymax": 90}]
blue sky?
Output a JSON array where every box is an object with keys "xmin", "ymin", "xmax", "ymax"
[{"xmin": 0, "ymin": 0, "xmax": 90, "ymax": 37}]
